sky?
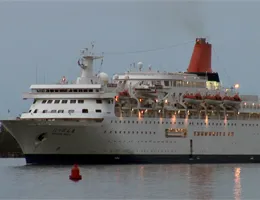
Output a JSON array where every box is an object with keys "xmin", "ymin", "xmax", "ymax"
[{"xmin": 0, "ymin": 0, "xmax": 260, "ymax": 118}]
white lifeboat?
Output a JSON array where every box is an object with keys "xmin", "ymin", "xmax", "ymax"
[
  {"xmin": 135, "ymin": 84, "xmax": 156, "ymax": 93},
  {"xmin": 183, "ymin": 93, "xmax": 203, "ymax": 104},
  {"xmin": 204, "ymin": 94, "xmax": 222, "ymax": 105},
  {"xmin": 223, "ymin": 94, "xmax": 242, "ymax": 105}
]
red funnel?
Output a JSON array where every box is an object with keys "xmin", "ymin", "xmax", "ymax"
[{"xmin": 187, "ymin": 38, "xmax": 212, "ymax": 73}]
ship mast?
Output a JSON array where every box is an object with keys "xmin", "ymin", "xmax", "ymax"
[{"xmin": 76, "ymin": 43, "xmax": 103, "ymax": 84}]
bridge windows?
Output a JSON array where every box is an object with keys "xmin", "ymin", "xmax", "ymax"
[
  {"xmin": 34, "ymin": 88, "xmax": 101, "ymax": 93},
  {"xmin": 39, "ymin": 99, "xmax": 109, "ymax": 105}
]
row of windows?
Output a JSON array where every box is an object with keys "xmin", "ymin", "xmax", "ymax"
[
  {"xmin": 110, "ymin": 120, "xmax": 258, "ymax": 127},
  {"xmin": 104, "ymin": 130, "xmax": 156, "ymax": 135},
  {"xmin": 30, "ymin": 109, "xmax": 102, "ymax": 114},
  {"xmin": 194, "ymin": 132, "xmax": 235, "ymax": 136},
  {"xmin": 107, "ymin": 140, "xmax": 176, "ymax": 144},
  {"xmin": 163, "ymin": 80, "xmax": 205, "ymax": 88},
  {"xmin": 104, "ymin": 130, "xmax": 235, "ymax": 137},
  {"xmin": 241, "ymin": 123, "xmax": 258, "ymax": 127},
  {"xmin": 39, "ymin": 99, "xmax": 105, "ymax": 104},
  {"xmin": 242, "ymin": 104, "xmax": 260, "ymax": 109},
  {"xmin": 35, "ymin": 88, "xmax": 100, "ymax": 93},
  {"xmin": 98, "ymin": 149, "xmax": 246, "ymax": 153},
  {"xmin": 111, "ymin": 120, "xmax": 184, "ymax": 125},
  {"xmin": 101, "ymin": 149, "xmax": 180, "ymax": 153}
]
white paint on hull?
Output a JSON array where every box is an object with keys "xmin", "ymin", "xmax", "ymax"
[{"xmin": 2, "ymin": 117, "xmax": 260, "ymax": 156}]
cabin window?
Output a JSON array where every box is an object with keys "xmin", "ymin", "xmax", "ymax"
[
  {"xmin": 96, "ymin": 89, "xmax": 99, "ymax": 92},
  {"xmin": 82, "ymin": 109, "xmax": 88, "ymax": 113},
  {"xmin": 58, "ymin": 110, "xmax": 64, "ymax": 113},
  {"xmin": 47, "ymin": 100, "xmax": 53, "ymax": 104},
  {"xmin": 33, "ymin": 109, "xmax": 38, "ymax": 113},
  {"xmin": 164, "ymin": 81, "xmax": 169, "ymax": 86},
  {"xmin": 42, "ymin": 110, "xmax": 48, "ymax": 113},
  {"xmin": 68, "ymin": 110, "xmax": 74, "ymax": 114},
  {"xmin": 70, "ymin": 100, "xmax": 76, "ymax": 104},
  {"xmin": 54, "ymin": 100, "xmax": 60, "ymax": 104},
  {"xmin": 42, "ymin": 100, "xmax": 47, "ymax": 104},
  {"xmin": 61, "ymin": 100, "xmax": 68, "ymax": 104},
  {"xmin": 89, "ymin": 89, "xmax": 93, "ymax": 92},
  {"xmin": 29, "ymin": 110, "xmax": 31, "ymax": 113},
  {"xmin": 33, "ymin": 99, "xmax": 37, "ymax": 104},
  {"xmin": 96, "ymin": 99, "xmax": 102, "ymax": 104},
  {"xmin": 51, "ymin": 110, "xmax": 56, "ymax": 113},
  {"xmin": 96, "ymin": 109, "xmax": 102, "ymax": 113},
  {"xmin": 78, "ymin": 100, "xmax": 84, "ymax": 104}
]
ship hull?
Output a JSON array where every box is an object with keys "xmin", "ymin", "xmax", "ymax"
[
  {"xmin": 2, "ymin": 117, "xmax": 260, "ymax": 165},
  {"xmin": 24, "ymin": 154, "xmax": 260, "ymax": 165}
]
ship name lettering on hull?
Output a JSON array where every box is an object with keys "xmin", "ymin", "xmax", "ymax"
[{"xmin": 51, "ymin": 128, "xmax": 75, "ymax": 136}]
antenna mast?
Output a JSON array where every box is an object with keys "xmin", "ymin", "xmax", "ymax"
[{"xmin": 36, "ymin": 66, "xmax": 38, "ymax": 84}]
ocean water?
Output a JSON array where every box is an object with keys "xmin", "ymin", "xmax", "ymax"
[{"xmin": 0, "ymin": 158, "xmax": 259, "ymax": 199}]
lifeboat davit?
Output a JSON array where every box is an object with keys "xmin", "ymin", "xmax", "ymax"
[
  {"xmin": 204, "ymin": 94, "xmax": 222, "ymax": 105},
  {"xmin": 183, "ymin": 93, "xmax": 203, "ymax": 104},
  {"xmin": 223, "ymin": 94, "xmax": 242, "ymax": 105}
]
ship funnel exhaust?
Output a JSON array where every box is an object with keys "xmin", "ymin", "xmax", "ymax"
[{"xmin": 187, "ymin": 38, "xmax": 212, "ymax": 73}]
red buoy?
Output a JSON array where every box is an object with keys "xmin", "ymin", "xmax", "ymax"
[{"xmin": 69, "ymin": 164, "xmax": 82, "ymax": 181}]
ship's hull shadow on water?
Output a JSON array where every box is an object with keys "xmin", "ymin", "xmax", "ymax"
[{"xmin": 24, "ymin": 154, "xmax": 260, "ymax": 165}]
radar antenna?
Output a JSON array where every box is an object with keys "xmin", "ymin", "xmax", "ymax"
[
  {"xmin": 76, "ymin": 42, "xmax": 104, "ymax": 84},
  {"xmin": 91, "ymin": 41, "xmax": 95, "ymax": 50},
  {"xmin": 100, "ymin": 52, "xmax": 104, "ymax": 66}
]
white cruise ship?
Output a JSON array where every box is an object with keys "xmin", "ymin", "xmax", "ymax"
[{"xmin": 2, "ymin": 38, "xmax": 260, "ymax": 165}]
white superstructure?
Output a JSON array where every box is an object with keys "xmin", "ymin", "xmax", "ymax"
[{"xmin": 2, "ymin": 38, "xmax": 260, "ymax": 164}]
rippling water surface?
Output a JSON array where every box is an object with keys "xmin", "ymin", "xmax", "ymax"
[{"xmin": 0, "ymin": 158, "xmax": 260, "ymax": 199}]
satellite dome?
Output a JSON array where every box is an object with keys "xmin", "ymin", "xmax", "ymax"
[
  {"xmin": 98, "ymin": 72, "xmax": 109, "ymax": 82},
  {"xmin": 137, "ymin": 62, "xmax": 143, "ymax": 69}
]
